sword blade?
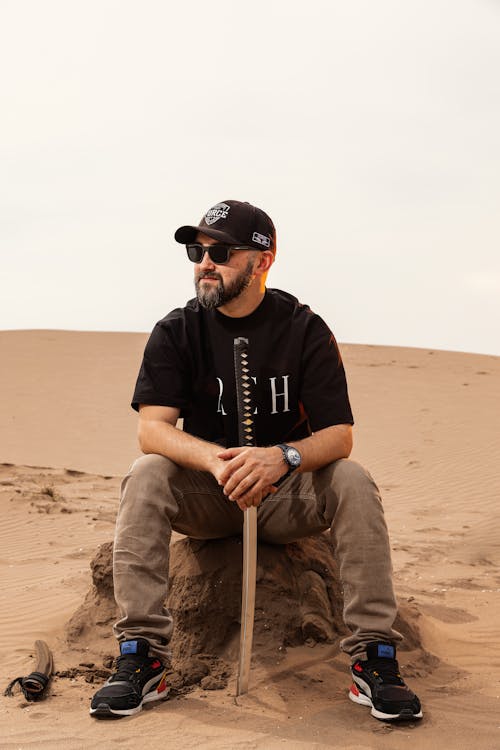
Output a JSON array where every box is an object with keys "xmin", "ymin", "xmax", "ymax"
[{"xmin": 236, "ymin": 505, "xmax": 257, "ymax": 695}]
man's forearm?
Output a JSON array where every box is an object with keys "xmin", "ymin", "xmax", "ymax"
[
  {"xmin": 217, "ymin": 423, "xmax": 353, "ymax": 508},
  {"xmin": 138, "ymin": 419, "xmax": 352, "ymax": 480},
  {"xmin": 289, "ymin": 424, "xmax": 353, "ymax": 473},
  {"xmin": 138, "ymin": 419, "xmax": 221, "ymax": 473}
]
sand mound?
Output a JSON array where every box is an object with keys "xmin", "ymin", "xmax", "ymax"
[{"xmin": 65, "ymin": 534, "xmax": 431, "ymax": 696}]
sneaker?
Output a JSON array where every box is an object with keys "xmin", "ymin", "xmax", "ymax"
[
  {"xmin": 90, "ymin": 638, "xmax": 169, "ymax": 717},
  {"xmin": 349, "ymin": 642, "xmax": 423, "ymax": 721}
]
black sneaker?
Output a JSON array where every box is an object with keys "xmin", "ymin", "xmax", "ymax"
[
  {"xmin": 349, "ymin": 642, "xmax": 423, "ymax": 721},
  {"xmin": 90, "ymin": 638, "xmax": 169, "ymax": 717}
]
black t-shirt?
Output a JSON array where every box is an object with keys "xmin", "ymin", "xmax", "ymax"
[{"xmin": 132, "ymin": 288, "xmax": 354, "ymax": 448}]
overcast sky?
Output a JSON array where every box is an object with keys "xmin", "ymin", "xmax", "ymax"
[{"xmin": 1, "ymin": 0, "xmax": 499, "ymax": 355}]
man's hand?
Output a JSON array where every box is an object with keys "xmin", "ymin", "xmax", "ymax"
[{"xmin": 216, "ymin": 446, "xmax": 286, "ymax": 510}]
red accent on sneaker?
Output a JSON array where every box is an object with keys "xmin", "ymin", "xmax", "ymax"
[
  {"xmin": 157, "ymin": 673, "xmax": 168, "ymax": 693},
  {"xmin": 353, "ymin": 663, "xmax": 363, "ymax": 673},
  {"xmin": 350, "ymin": 683, "xmax": 360, "ymax": 696},
  {"xmin": 151, "ymin": 660, "xmax": 161, "ymax": 669}
]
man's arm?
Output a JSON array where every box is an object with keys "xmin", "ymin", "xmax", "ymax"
[
  {"xmin": 137, "ymin": 404, "xmax": 224, "ymax": 475},
  {"xmin": 218, "ymin": 423, "xmax": 353, "ymax": 508},
  {"xmin": 137, "ymin": 405, "xmax": 279, "ymax": 500},
  {"xmin": 138, "ymin": 405, "xmax": 352, "ymax": 510},
  {"xmin": 290, "ymin": 422, "xmax": 353, "ymax": 472}
]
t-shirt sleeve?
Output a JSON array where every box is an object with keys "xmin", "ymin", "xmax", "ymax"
[
  {"xmin": 131, "ymin": 321, "xmax": 191, "ymax": 412},
  {"xmin": 299, "ymin": 315, "xmax": 354, "ymax": 431}
]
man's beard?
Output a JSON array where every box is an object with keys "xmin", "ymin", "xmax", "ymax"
[{"xmin": 195, "ymin": 258, "xmax": 256, "ymax": 310}]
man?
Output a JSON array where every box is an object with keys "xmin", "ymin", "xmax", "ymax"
[{"xmin": 90, "ymin": 199, "xmax": 422, "ymax": 722}]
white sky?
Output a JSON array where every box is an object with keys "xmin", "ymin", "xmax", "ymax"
[{"xmin": 1, "ymin": 0, "xmax": 499, "ymax": 355}]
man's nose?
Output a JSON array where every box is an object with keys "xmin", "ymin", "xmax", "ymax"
[{"xmin": 198, "ymin": 248, "xmax": 215, "ymax": 269}]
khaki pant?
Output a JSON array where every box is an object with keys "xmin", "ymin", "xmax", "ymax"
[{"xmin": 113, "ymin": 454, "xmax": 402, "ymax": 663}]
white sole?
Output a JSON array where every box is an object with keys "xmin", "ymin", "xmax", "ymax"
[
  {"xmin": 90, "ymin": 680, "xmax": 170, "ymax": 717},
  {"xmin": 349, "ymin": 685, "xmax": 423, "ymax": 721}
]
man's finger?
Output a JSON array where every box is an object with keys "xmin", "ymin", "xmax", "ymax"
[
  {"xmin": 227, "ymin": 473, "xmax": 259, "ymax": 500},
  {"xmin": 222, "ymin": 460, "xmax": 258, "ymax": 496},
  {"xmin": 217, "ymin": 447, "xmax": 245, "ymax": 460},
  {"xmin": 236, "ymin": 493, "xmax": 261, "ymax": 511},
  {"xmin": 232, "ymin": 479, "xmax": 269, "ymax": 508},
  {"xmin": 226, "ymin": 474, "xmax": 259, "ymax": 504},
  {"xmin": 218, "ymin": 453, "xmax": 249, "ymax": 486}
]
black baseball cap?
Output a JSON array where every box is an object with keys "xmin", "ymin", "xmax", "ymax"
[{"xmin": 174, "ymin": 200, "xmax": 276, "ymax": 252}]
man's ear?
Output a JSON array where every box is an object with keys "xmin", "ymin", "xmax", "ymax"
[{"xmin": 254, "ymin": 250, "xmax": 275, "ymax": 276}]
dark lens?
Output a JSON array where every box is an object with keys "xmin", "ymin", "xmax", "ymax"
[
  {"xmin": 207, "ymin": 245, "xmax": 231, "ymax": 264},
  {"xmin": 186, "ymin": 244, "xmax": 204, "ymax": 262},
  {"xmin": 186, "ymin": 243, "xmax": 232, "ymax": 264}
]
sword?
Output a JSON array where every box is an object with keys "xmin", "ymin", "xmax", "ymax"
[{"xmin": 233, "ymin": 336, "xmax": 257, "ymax": 696}]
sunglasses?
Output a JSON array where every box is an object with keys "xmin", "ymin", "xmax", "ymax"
[{"xmin": 185, "ymin": 243, "xmax": 251, "ymax": 265}]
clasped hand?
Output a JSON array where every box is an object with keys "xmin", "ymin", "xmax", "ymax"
[{"xmin": 214, "ymin": 446, "xmax": 286, "ymax": 511}]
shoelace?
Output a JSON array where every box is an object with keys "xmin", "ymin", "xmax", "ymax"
[
  {"xmin": 364, "ymin": 658, "xmax": 404, "ymax": 685},
  {"xmin": 110, "ymin": 655, "xmax": 145, "ymax": 683}
]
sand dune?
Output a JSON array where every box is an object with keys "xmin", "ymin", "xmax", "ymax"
[{"xmin": 1, "ymin": 330, "xmax": 500, "ymax": 749}]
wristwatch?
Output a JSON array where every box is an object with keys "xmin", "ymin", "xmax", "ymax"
[{"xmin": 275, "ymin": 443, "xmax": 302, "ymax": 485}]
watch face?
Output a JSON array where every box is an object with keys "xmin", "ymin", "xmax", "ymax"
[{"xmin": 285, "ymin": 447, "xmax": 301, "ymax": 468}]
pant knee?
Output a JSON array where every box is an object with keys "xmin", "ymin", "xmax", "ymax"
[
  {"xmin": 123, "ymin": 454, "xmax": 179, "ymax": 494},
  {"xmin": 320, "ymin": 458, "xmax": 383, "ymax": 524},
  {"xmin": 331, "ymin": 458, "xmax": 377, "ymax": 492},
  {"xmin": 120, "ymin": 454, "xmax": 179, "ymax": 516},
  {"xmin": 128, "ymin": 453, "xmax": 177, "ymax": 480}
]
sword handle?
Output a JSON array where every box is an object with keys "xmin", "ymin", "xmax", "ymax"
[{"xmin": 233, "ymin": 337, "xmax": 256, "ymax": 447}]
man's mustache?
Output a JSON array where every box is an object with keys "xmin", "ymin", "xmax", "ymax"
[{"xmin": 196, "ymin": 271, "xmax": 223, "ymax": 282}]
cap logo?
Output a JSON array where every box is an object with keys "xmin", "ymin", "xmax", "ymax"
[
  {"xmin": 252, "ymin": 231, "xmax": 271, "ymax": 248},
  {"xmin": 205, "ymin": 202, "xmax": 231, "ymax": 225}
]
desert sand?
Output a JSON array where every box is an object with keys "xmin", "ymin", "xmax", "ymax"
[{"xmin": 1, "ymin": 329, "xmax": 499, "ymax": 749}]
